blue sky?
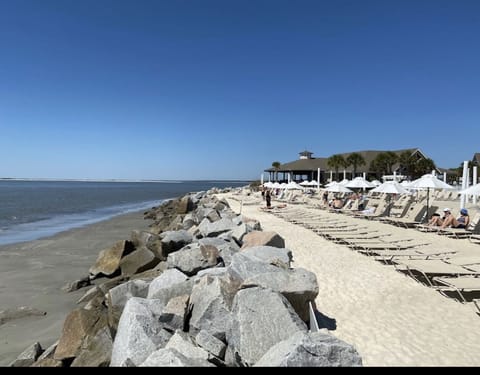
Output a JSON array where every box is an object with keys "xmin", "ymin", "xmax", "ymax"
[{"xmin": 1, "ymin": 0, "xmax": 479, "ymax": 180}]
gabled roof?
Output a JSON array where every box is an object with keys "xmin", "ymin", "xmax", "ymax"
[
  {"xmin": 266, "ymin": 148, "xmax": 422, "ymax": 173},
  {"xmin": 472, "ymin": 153, "xmax": 480, "ymax": 164}
]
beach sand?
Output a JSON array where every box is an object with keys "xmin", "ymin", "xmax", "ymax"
[
  {"xmin": 221, "ymin": 193, "xmax": 480, "ymax": 366},
  {"xmin": 0, "ymin": 211, "xmax": 151, "ymax": 366}
]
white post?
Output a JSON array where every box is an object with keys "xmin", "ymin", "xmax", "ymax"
[
  {"xmin": 393, "ymin": 171, "xmax": 397, "ymax": 182},
  {"xmin": 343, "ymin": 169, "xmax": 346, "ymax": 180},
  {"xmin": 261, "ymin": 173, "xmax": 264, "ymax": 186},
  {"xmin": 317, "ymin": 168, "xmax": 321, "ymax": 191},
  {"xmin": 461, "ymin": 161, "xmax": 468, "ymax": 209},
  {"xmin": 431, "ymin": 169, "xmax": 436, "ymax": 177},
  {"xmin": 330, "ymin": 170, "xmax": 333, "ymax": 182},
  {"xmin": 474, "ymin": 166, "xmax": 478, "ymax": 205},
  {"xmin": 443, "ymin": 172, "xmax": 447, "ymax": 183},
  {"xmin": 466, "ymin": 167, "xmax": 471, "ymax": 204},
  {"xmin": 363, "ymin": 172, "xmax": 366, "ymax": 180}
]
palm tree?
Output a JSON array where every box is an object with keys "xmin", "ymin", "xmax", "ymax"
[
  {"xmin": 327, "ymin": 154, "xmax": 346, "ymax": 182},
  {"xmin": 413, "ymin": 158, "xmax": 436, "ymax": 179},
  {"xmin": 345, "ymin": 153, "xmax": 366, "ymax": 178},
  {"xmin": 370, "ymin": 152, "xmax": 398, "ymax": 177},
  {"xmin": 271, "ymin": 161, "xmax": 281, "ymax": 181}
]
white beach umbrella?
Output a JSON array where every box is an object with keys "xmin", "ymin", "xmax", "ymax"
[
  {"xmin": 308, "ymin": 180, "xmax": 319, "ymax": 187},
  {"xmin": 263, "ymin": 181, "xmax": 274, "ymax": 188},
  {"xmin": 324, "ymin": 181, "xmax": 336, "ymax": 188},
  {"xmin": 299, "ymin": 180, "xmax": 310, "ymax": 186},
  {"xmin": 285, "ymin": 181, "xmax": 304, "ymax": 190},
  {"xmin": 459, "ymin": 183, "xmax": 480, "ymax": 196},
  {"xmin": 325, "ymin": 182, "xmax": 353, "ymax": 193},
  {"xmin": 370, "ymin": 180, "xmax": 382, "ymax": 187},
  {"xmin": 370, "ymin": 181, "xmax": 411, "ymax": 195},
  {"xmin": 408, "ymin": 174, "xmax": 454, "ymax": 222},
  {"xmin": 271, "ymin": 182, "xmax": 282, "ymax": 189},
  {"xmin": 339, "ymin": 178, "xmax": 350, "ymax": 186},
  {"xmin": 346, "ymin": 177, "xmax": 374, "ymax": 189}
]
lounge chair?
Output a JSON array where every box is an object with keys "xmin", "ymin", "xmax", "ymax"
[
  {"xmin": 432, "ymin": 276, "xmax": 480, "ymax": 304},
  {"xmin": 392, "ymin": 259, "xmax": 479, "ymax": 287}
]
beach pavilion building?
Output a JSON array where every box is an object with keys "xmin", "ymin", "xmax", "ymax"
[{"xmin": 264, "ymin": 148, "xmax": 434, "ymax": 184}]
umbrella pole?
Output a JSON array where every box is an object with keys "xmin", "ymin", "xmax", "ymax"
[{"xmin": 425, "ymin": 188, "xmax": 429, "ymax": 223}]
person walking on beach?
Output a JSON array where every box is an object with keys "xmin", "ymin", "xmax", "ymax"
[{"xmin": 265, "ymin": 190, "xmax": 272, "ymax": 209}]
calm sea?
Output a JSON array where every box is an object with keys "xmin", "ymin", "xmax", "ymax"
[{"xmin": 0, "ymin": 180, "xmax": 247, "ymax": 246}]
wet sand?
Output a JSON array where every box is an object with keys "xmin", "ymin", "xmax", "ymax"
[{"xmin": 0, "ymin": 211, "xmax": 151, "ymax": 365}]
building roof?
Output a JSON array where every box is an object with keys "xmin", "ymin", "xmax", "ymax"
[
  {"xmin": 266, "ymin": 148, "xmax": 422, "ymax": 173},
  {"xmin": 472, "ymin": 153, "xmax": 480, "ymax": 164}
]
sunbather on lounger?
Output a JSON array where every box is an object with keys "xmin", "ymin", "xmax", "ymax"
[
  {"xmin": 441, "ymin": 208, "xmax": 469, "ymax": 229},
  {"xmin": 428, "ymin": 208, "xmax": 450, "ymax": 227}
]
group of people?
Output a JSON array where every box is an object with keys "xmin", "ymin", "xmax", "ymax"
[{"xmin": 428, "ymin": 207, "xmax": 470, "ymax": 229}]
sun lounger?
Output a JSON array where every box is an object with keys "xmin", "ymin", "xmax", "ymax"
[
  {"xmin": 392, "ymin": 259, "xmax": 479, "ymax": 287},
  {"xmin": 432, "ymin": 276, "xmax": 480, "ymax": 304}
]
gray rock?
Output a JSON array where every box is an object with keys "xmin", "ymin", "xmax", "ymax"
[
  {"xmin": 147, "ymin": 268, "xmax": 191, "ymax": 303},
  {"xmin": 77, "ymin": 286, "xmax": 103, "ymax": 305},
  {"xmin": 198, "ymin": 217, "xmax": 237, "ymax": 238},
  {"xmin": 227, "ymin": 287, "xmax": 307, "ymax": 366},
  {"xmin": 227, "ymin": 252, "xmax": 285, "ymax": 285},
  {"xmin": 167, "ymin": 243, "xmax": 220, "ymax": 276},
  {"xmin": 189, "ymin": 275, "xmax": 235, "ymax": 341},
  {"xmin": 108, "ymin": 280, "xmax": 150, "ymax": 308},
  {"xmin": 196, "ymin": 330, "xmax": 227, "ymax": 360},
  {"xmin": 241, "ymin": 267, "xmax": 319, "ymax": 322},
  {"xmin": 255, "ymin": 331, "xmax": 363, "ymax": 367},
  {"xmin": 140, "ymin": 348, "xmax": 215, "ymax": 367},
  {"xmin": 130, "ymin": 230, "xmax": 163, "ymax": 259},
  {"xmin": 166, "ymin": 331, "xmax": 209, "ymax": 361},
  {"xmin": 110, "ymin": 298, "xmax": 171, "ymax": 367},
  {"xmin": 197, "ymin": 237, "xmax": 240, "ymax": 266},
  {"xmin": 9, "ymin": 342, "xmax": 43, "ymax": 367},
  {"xmin": 160, "ymin": 230, "xmax": 194, "ymax": 255},
  {"xmin": 159, "ymin": 295, "xmax": 189, "ymax": 331},
  {"xmin": 241, "ymin": 246, "xmax": 292, "ymax": 269}
]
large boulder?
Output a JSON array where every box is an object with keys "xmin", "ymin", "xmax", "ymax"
[
  {"xmin": 159, "ymin": 295, "xmax": 189, "ymax": 331},
  {"xmin": 8, "ymin": 342, "xmax": 43, "ymax": 367},
  {"xmin": 120, "ymin": 247, "xmax": 160, "ymax": 276},
  {"xmin": 166, "ymin": 243, "xmax": 220, "ymax": 276},
  {"xmin": 110, "ymin": 298, "xmax": 171, "ymax": 367},
  {"xmin": 241, "ymin": 246, "xmax": 292, "ymax": 268},
  {"xmin": 197, "ymin": 218, "xmax": 237, "ymax": 238},
  {"xmin": 189, "ymin": 275, "xmax": 235, "ymax": 341},
  {"xmin": 241, "ymin": 267, "xmax": 319, "ymax": 322},
  {"xmin": 226, "ymin": 287, "xmax": 307, "ymax": 366},
  {"xmin": 89, "ymin": 240, "xmax": 135, "ymax": 278},
  {"xmin": 241, "ymin": 231, "xmax": 285, "ymax": 250},
  {"xmin": 130, "ymin": 230, "xmax": 163, "ymax": 259},
  {"xmin": 54, "ymin": 308, "xmax": 108, "ymax": 361},
  {"xmin": 71, "ymin": 327, "xmax": 113, "ymax": 367},
  {"xmin": 147, "ymin": 269, "xmax": 194, "ymax": 307},
  {"xmin": 140, "ymin": 348, "xmax": 215, "ymax": 367},
  {"xmin": 227, "ymin": 252, "xmax": 287, "ymax": 285},
  {"xmin": 160, "ymin": 230, "xmax": 194, "ymax": 255},
  {"xmin": 255, "ymin": 331, "xmax": 363, "ymax": 367}
]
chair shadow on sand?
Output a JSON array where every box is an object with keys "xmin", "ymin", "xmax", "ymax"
[{"xmin": 310, "ymin": 301, "xmax": 337, "ymax": 331}]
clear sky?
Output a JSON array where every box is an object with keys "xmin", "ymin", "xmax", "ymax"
[{"xmin": 1, "ymin": 0, "xmax": 479, "ymax": 180}]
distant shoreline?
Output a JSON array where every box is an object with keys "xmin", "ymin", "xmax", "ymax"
[{"xmin": 0, "ymin": 178, "xmax": 250, "ymax": 183}]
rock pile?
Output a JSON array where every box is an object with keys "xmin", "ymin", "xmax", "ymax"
[{"xmin": 11, "ymin": 188, "xmax": 362, "ymax": 367}]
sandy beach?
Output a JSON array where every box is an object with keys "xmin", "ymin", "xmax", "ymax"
[
  {"xmin": 0, "ymin": 211, "xmax": 150, "ymax": 366},
  {"xmin": 221, "ymin": 193, "xmax": 480, "ymax": 366}
]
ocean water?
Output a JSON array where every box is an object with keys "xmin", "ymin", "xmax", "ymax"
[{"xmin": 0, "ymin": 180, "xmax": 247, "ymax": 246}]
